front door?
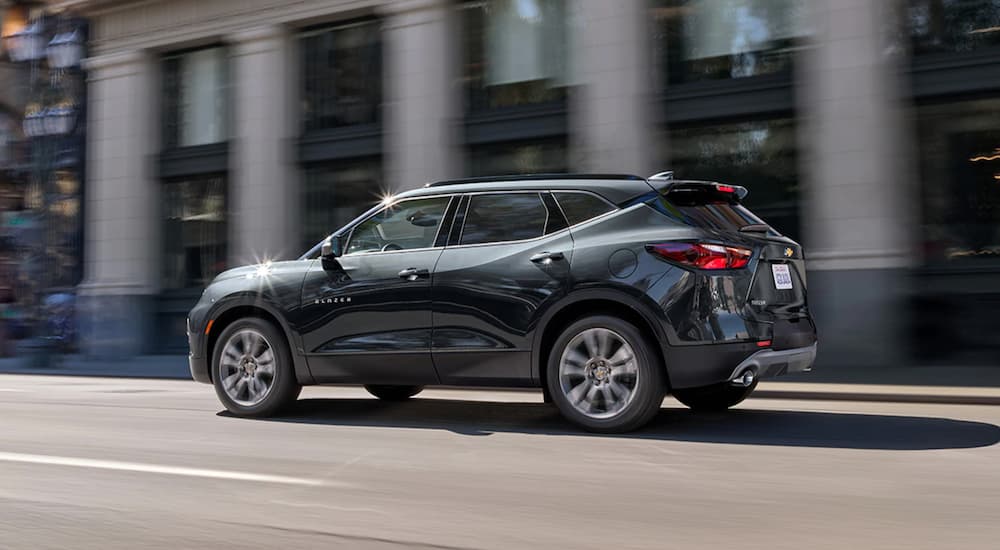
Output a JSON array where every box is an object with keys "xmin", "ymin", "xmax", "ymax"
[{"xmin": 299, "ymin": 195, "xmax": 453, "ymax": 384}]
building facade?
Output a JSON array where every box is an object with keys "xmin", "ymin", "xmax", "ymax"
[{"xmin": 70, "ymin": 0, "xmax": 1000, "ymax": 370}]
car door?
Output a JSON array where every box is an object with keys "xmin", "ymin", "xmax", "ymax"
[
  {"xmin": 431, "ymin": 191, "xmax": 573, "ymax": 385},
  {"xmin": 299, "ymin": 195, "xmax": 454, "ymax": 384}
]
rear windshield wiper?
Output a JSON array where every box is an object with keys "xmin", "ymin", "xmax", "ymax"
[{"xmin": 738, "ymin": 224, "xmax": 772, "ymax": 234}]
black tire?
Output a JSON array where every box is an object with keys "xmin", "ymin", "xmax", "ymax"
[
  {"xmin": 546, "ymin": 315, "xmax": 665, "ymax": 433},
  {"xmin": 212, "ymin": 317, "xmax": 301, "ymax": 417},
  {"xmin": 673, "ymin": 380, "xmax": 758, "ymax": 412},
  {"xmin": 365, "ymin": 384, "xmax": 424, "ymax": 401}
]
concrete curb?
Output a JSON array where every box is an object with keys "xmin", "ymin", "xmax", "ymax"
[{"xmin": 752, "ymin": 389, "xmax": 1000, "ymax": 406}]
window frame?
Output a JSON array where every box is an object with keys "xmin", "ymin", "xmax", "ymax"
[
  {"xmin": 160, "ymin": 44, "xmax": 230, "ymax": 150},
  {"xmin": 449, "ymin": 190, "xmax": 570, "ymax": 248},
  {"xmin": 341, "ymin": 195, "xmax": 456, "ymax": 257}
]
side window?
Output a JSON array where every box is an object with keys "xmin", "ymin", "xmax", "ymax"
[
  {"xmin": 346, "ymin": 196, "xmax": 451, "ymax": 254},
  {"xmin": 554, "ymin": 192, "xmax": 616, "ymax": 226},
  {"xmin": 460, "ymin": 193, "xmax": 548, "ymax": 245}
]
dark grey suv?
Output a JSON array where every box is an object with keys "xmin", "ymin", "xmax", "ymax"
[{"xmin": 187, "ymin": 173, "xmax": 817, "ymax": 432}]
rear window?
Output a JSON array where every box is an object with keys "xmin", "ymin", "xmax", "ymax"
[
  {"xmin": 554, "ymin": 192, "xmax": 615, "ymax": 226},
  {"xmin": 647, "ymin": 194, "xmax": 778, "ymax": 235},
  {"xmin": 460, "ymin": 193, "xmax": 548, "ymax": 245}
]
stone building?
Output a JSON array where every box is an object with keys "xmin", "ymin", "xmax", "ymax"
[{"xmin": 62, "ymin": 0, "xmax": 1000, "ymax": 371}]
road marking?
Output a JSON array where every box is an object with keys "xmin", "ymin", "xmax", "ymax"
[
  {"xmin": 0, "ymin": 452, "xmax": 328, "ymax": 487},
  {"xmin": 0, "ymin": 389, "xmax": 31, "ymax": 392}
]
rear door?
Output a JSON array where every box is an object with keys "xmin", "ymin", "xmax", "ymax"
[{"xmin": 431, "ymin": 191, "xmax": 573, "ymax": 385}]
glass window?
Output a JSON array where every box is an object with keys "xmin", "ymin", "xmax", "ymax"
[
  {"xmin": 300, "ymin": 19, "xmax": 382, "ymax": 131},
  {"xmin": 667, "ymin": 118, "xmax": 800, "ymax": 240},
  {"xmin": 302, "ymin": 159, "xmax": 382, "ymax": 251},
  {"xmin": 162, "ymin": 175, "xmax": 227, "ymax": 289},
  {"xmin": 162, "ymin": 47, "xmax": 228, "ymax": 148},
  {"xmin": 916, "ymin": 98, "xmax": 1000, "ymax": 267},
  {"xmin": 468, "ymin": 139, "xmax": 568, "ymax": 177},
  {"xmin": 459, "ymin": 0, "xmax": 572, "ymax": 112},
  {"xmin": 907, "ymin": 0, "xmax": 1000, "ymax": 55},
  {"xmin": 346, "ymin": 196, "xmax": 451, "ymax": 255},
  {"xmin": 460, "ymin": 193, "xmax": 548, "ymax": 245},
  {"xmin": 554, "ymin": 192, "xmax": 615, "ymax": 226},
  {"xmin": 654, "ymin": 0, "xmax": 810, "ymax": 86}
]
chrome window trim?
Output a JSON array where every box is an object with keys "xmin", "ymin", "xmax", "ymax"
[{"xmin": 342, "ymin": 195, "xmax": 455, "ymax": 258}]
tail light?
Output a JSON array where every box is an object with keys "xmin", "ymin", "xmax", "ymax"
[{"xmin": 646, "ymin": 242, "xmax": 752, "ymax": 270}]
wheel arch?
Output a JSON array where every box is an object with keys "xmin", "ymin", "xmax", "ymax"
[
  {"xmin": 204, "ymin": 299, "xmax": 314, "ymax": 385},
  {"xmin": 533, "ymin": 289, "xmax": 673, "ymax": 391}
]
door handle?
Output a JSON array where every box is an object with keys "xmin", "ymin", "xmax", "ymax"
[
  {"xmin": 398, "ymin": 267, "xmax": 429, "ymax": 281},
  {"xmin": 530, "ymin": 251, "xmax": 565, "ymax": 263}
]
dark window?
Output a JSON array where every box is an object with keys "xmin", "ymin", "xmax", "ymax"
[
  {"xmin": 460, "ymin": 193, "xmax": 548, "ymax": 245},
  {"xmin": 162, "ymin": 47, "xmax": 228, "ymax": 149},
  {"xmin": 162, "ymin": 175, "xmax": 227, "ymax": 289},
  {"xmin": 907, "ymin": 0, "xmax": 1000, "ymax": 55},
  {"xmin": 554, "ymin": 192, "xmax": 615, "ymax": 226},
  {"xmin": 468, "ymin": 139, "xmax": 568, "ymax": 177},
  {"xmin": 459, "ymin": 0, "xmax": 571, "ymax": 112},
  {"xmin": 667, "ymin": 118, "xmax": 800, "ymax": 241},
  {"xmin": 653, "ymin": 0, "xmax": 810, "ymax": 87},
  {"xmin": 302, "ymin": 158, "xmax": 382, "ymax": 251},
  {"xmin": 346, "ymin": 196, "xmax": 451, "ymax": 255},
  {"xmin": 300, "ymin": 19, "xmax": 382, "ymax": 132},
  {"xmin": 916, "ymin": 98, "xmax": 1000, "ymax": 267}
]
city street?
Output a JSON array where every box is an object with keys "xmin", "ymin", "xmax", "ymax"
[{"xmin": 1, "ymin": 375, "xmax": 998, "ymax": 550}]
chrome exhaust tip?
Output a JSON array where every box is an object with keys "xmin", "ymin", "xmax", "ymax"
[{"xmin": 731, "ymin": 368, "xmax": 756, "ymax": 387}]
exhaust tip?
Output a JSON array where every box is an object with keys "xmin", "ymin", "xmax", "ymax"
[{"xmin": 731, "ymin": 368, "xmax": 756, "ymax": 387}]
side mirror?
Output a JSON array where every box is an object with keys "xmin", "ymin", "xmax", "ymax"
[{"xmin": 321, "ymin": 235, "xmax": 343, "ymax": 258}]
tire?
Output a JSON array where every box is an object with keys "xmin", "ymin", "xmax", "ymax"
[
  {"xmin": 365, "ymin": 384, "xmax": 424, "ymax": 401},
  {"xmin": 673, "ymin": 380, "xmax": 758, "ymax": 412},
  {"xmin": 547, "ymin": 315, "xmax": 665, "ymax": 433},
  {"xmin": 212, "ymin": 317, "xmax": 301, "ymax": 417}
]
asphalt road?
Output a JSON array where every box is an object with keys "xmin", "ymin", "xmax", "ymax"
[{"xmin": 1, "ymin": 375, "xmax": 998, "ymax": 550}]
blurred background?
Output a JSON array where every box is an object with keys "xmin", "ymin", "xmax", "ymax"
[{"xmin": 0, "ymin": 0, "xmax": 997, "ymax": 377}]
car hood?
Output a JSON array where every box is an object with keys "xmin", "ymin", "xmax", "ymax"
[{"xmin": 211, "ymin": 260, "xmax": 308, "ymax": 284}]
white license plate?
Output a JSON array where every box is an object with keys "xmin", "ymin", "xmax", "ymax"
[{"xmin": 771, "ymin": 264, "xmax": 793, "ymax": 290}]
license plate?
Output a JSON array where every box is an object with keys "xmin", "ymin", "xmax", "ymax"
[{"xmin": 771, "ymin": 264, "xmax": 793, "ymax": 290}]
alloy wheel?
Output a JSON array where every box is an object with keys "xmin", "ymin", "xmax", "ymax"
[
  {"xmin": 558, "ymin": 327, "xmax": 639, "ymax": 419},
  {"xmin": 219, "ymin": 328, "xmax": 277, "ymax": 407}
]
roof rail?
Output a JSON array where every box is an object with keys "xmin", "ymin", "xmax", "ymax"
[
  {"xmin": 424, "ymin": 173, "xmax": 645, "ymax": 188},
  {"xmin": 648, "ymin": 171, "xmax": 674, "ymax": 180}
]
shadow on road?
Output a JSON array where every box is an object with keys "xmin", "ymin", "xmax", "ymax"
[{"xmin": 225, "ymin": 398, "xmax": 1000, "ymax": 451}]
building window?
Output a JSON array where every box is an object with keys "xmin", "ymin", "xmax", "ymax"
[
  {"xmin": 908, "ymin": 0, "xmax": 1000, "ymax": 55},
  {"xmin": 300, "ymin": 19, "xmax": 382, "ymax": 132},
  {"xmin": 162, "ymin": 175, "xmax": 227, "ymax": 290},
  {"xmin": 460, "ymin": 0, "xmax": 572, "ymax": 112},
  {"xmin": 667, "ymin": 118, "xmax": 800, "ymax": 241},
  {"xmin": 302, "ymin": 159, "xmax": 383, "ymax": 251},
  {"xmin": 468, "ymin": 139, "xmax": 567, "ymax": 177},
  {"xmin": 654, "ymin": 0, "xmax": 810, "ymax": 87},
  {"xmin": 916, "ymin": 98, "xmax": 1000, "ymax": 267},
  {"xmin": 162, "ymin": 47, "xmax": 229, "ymax": 149}
]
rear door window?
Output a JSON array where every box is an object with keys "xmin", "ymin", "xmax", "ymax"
[
  {"xmin": 459, "ymin": 193, "xmax": 548, "ymax": 245},
  {"xmin": 554, "ymin": 192, "xmax": 615, "ymax": 226}
]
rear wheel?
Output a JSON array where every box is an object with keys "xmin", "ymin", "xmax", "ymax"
[
  {"xmin": 365, "ymin": 384, "xmax": 424, "ymax": 401},
  {"xmin": 547, "ymin": 315, "xmax": 665, "ymax": 433},
  {"xmin": 673, "ymin": 380, "xmax": 758, "ymax": 412},
  {"xmin": 212, "ymin": 317, "xmax": 301, "ymax": 417}
]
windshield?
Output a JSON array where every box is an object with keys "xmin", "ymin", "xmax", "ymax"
[{"xmin": 646, "ymin": 194, "xmax": 782, "ymax": 237}]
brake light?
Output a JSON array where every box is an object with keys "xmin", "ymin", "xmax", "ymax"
[
  {"xmin": 646, "ymin": 243, "xmax": 752, "ymax": 270},
  {"xmin": 715, "ymin": 184, "xmax": 736, "ymax": 194}
]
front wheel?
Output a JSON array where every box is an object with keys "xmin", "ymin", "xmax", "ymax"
[
  {"xmin": 672, "ymin": 380, "xmax": 758, "ymax": 412},
  {"xmin": 365, "ymin": 384, "xmax": 424, "ymax": 401},
  {"xmin": 547, "ymin": 316, "xmax": 665, "ymax": 433},
  {"xmin": 212, "ymin": 317, "xmax": 301, "ymax": 417}
]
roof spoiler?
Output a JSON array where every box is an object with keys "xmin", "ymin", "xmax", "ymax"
[{"xmin": 645, "ymin": 171, "xmax": 749, "ymax": 202}]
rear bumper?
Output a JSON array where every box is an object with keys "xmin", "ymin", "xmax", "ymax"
[{"xmin": 727, "ymin": 343, "xmax": 816, "ymax": 381}]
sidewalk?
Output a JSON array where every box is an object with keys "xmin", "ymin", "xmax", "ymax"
[{"xmin": 0, "ymin": 354, "xmax": 998, "ymax": 405}]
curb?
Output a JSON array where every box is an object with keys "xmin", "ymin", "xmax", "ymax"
[{"xmin": 752, "ymin": 389, "xmax": 1000, "ymax": 406}]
